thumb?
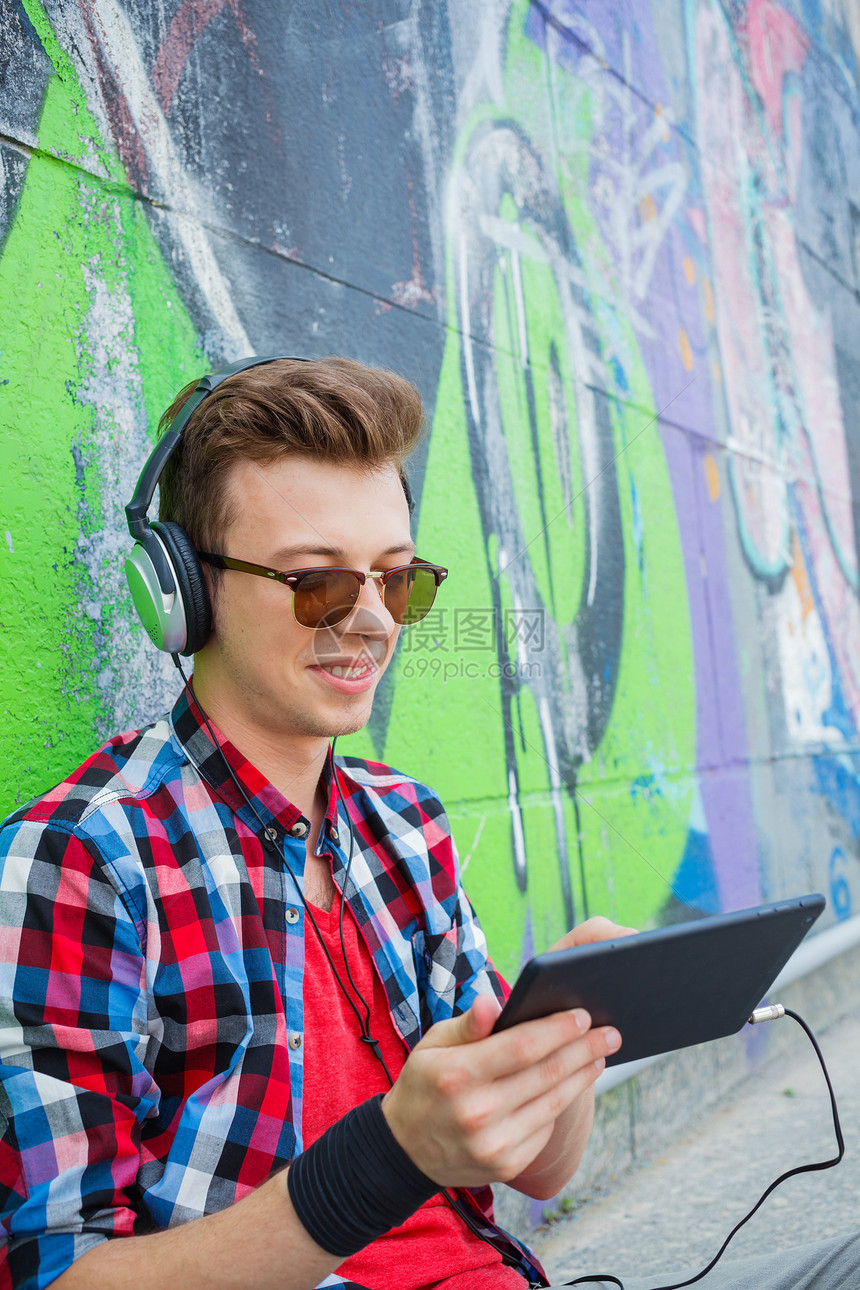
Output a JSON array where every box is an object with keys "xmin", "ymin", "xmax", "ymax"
[{"xmin": 417, "ymin": 992, "xmax": 502, "ymax": 1051}]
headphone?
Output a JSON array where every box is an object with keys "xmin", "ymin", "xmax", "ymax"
[
  {"xmin": 125, "ymin": 355, "xmax": 299, "ymax": 656},
  {"xmin": 125, "ymin": 354, "xmax": 416, "ymax": 657}
]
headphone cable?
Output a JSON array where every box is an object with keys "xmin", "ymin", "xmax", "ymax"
[
  {"xmin": 563, "ymin": 1007, "xmax": 845, "ymax": 1289},
  {"xmin": 172, "ymin": 656, "xmax": 392, "ymax": 1078},
  {"xmin": 172, "ymin": 657, "xmax": 531, "ymax": 1268},
  {"xmin": 330, "ymin": 740, "xmax": 394, "ymax": 1081}
]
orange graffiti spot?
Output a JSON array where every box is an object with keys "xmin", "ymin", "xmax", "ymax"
[
  {"xmin": 679, "ymin": 327, "xmax": 693, "ymax": 372},
  {"xmin": 704, "ymin": 452, "xmax": 720, "ymax": 500},
  {"xmin": 683, "ymin": 256, "xmax": 696, "ymax": 285},
  {"xmin": 790, "ymin": 532, "xmax": 815, "ymax": 620},
  {"xmin": 639, "ymin": 194, "xmax": 657, "ymax": 222},
  {"xmin": 703, "ymin": 276, "xmax": 715, "ymax": 323}
]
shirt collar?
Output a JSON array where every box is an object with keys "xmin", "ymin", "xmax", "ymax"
[{"xmin": 170, "ymin": 681, "xmax": 338, "ymax": 840}]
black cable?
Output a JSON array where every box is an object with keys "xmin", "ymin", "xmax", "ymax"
[
  {"xmin": 173, "ymin": 663, "xmax": 847, "ymax": 1286},
  {"xmin": 562, "ymin": 1007, "xmax": 845, "ymax": 1289},
  {"xmin": 173, "ymin": 657, "xmax": 393, "ymax": 1073},
  {"xmin": 330, "ymin": 739, "xmax": 395, "ymax": 1085},
  {"xmin": 175, "ymin": 656, "xmax": 284, "ymax": 853},
  {"xmin": 327, "ymin": 747, "xmax": 528, "ymax": 1264},
  {"xmin": 172, "ymin": 659, "xmax": 549, "ymax": 1273}
]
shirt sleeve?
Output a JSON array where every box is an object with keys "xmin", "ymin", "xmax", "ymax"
[{"xmin": 0, "ymin": 817, "xmax": 155, "ymax": 1289}]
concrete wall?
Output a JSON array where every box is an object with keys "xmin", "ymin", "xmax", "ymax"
[{"xmin": 2, "ymin": 0, "xmax": 860, "ymax": 996}]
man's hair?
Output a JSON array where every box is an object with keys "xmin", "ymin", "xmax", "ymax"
[{"xmin": 157, "ymin": 357, "xmax": 425, "ymax": 553}]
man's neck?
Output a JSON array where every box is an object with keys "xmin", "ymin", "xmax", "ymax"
[{"xmin": 189, "ymin": 681, "xmax": 331, "ymax": 822}]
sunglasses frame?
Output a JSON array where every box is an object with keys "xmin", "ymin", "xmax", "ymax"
[{"xmin": 198, "ymin": 552, "xmax": 448, "ymax": 629}]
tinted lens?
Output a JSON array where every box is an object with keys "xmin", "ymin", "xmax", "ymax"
[
  {"xmin": 293, "ymin": 569, "xmax": 361, "ymax": 628},
  {"xmin": 385, "ymin": 566, "xmax": 438, "ymax": 625}
]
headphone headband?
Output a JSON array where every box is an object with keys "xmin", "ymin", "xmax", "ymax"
[
  {"xmin": 125, "ymin": 355, "xmax": 296, "ymax": 541},
  {"xmin": 124, "ymin": 354, "xmax": 414, "ymax": 655},
  {"xmin": 124, "ymin": 355, "xmax": 307, "ymax": 653}
]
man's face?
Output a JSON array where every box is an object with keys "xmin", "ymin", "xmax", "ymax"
[{"xmin": 195, "ymin": 454, "xmax": 413, "ymax": 746}]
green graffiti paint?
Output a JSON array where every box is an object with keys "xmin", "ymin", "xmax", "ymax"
[
  {"xmin": 1, "ymin": 1, "xmax": 695, "ymax": 983},
  {"xmin": 0, "ymin": 3, "xmax": 203, "ymax": 812},
  {"xmin": 342, "ymin": 2, "xmax": 696, "ymax": 978}
]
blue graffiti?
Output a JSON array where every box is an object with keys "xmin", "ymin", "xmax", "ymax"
[{"xmin": 829, "ymin": 846, "xmax": 852, "ymax": 921}]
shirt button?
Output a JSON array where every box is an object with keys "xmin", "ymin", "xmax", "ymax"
[
  {"xmin": 285, "ymin": 907, "xmax": 300, "ymax": 925},
  {"xmin": 289, "ymin": 820, "xmax": 309, "ymax": 839},
  {"xmin": 330, "ymin": 826, "xmax": 340, "ymax": 846},
  {"xmin": 288, "ymin": 1032, "xmax": 303, "ymax": 1050}
]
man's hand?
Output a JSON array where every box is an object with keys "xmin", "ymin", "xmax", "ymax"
[
  {"xmin": 381, "ymin": 992, "xmax": 619, "ymax": 1190},
  {"xmin": 382, "ymin": 916, "xmax": 637, "ymax": 1198}
]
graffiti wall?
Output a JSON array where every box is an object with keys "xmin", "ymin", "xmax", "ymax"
[{"xmin": 2, "ymin": 0, "xmax": 860, "ymax": 985}]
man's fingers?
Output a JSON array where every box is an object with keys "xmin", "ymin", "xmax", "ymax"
[
  {"xmin": 486, "ymin": 1007, "xmax": 593, "ymax": 1077},
  {"xmin": 550, "ymin": 916, "xmax": 638, "ymax": 952},
  {"xmin": 485, "ymin": 1026, "xmax": 622, "ymax": 1178},
  {"xmin": 448, "ymin": 1041, "xmax": 612, "ymax": 1185},
  {"xmin": 382, "ymin": 1007, "xmax": 620, "ymax": 1188},
  {"xmin": 487, "ymin": 1062, "xmax": 605, "ymax": 1180},
  {"xmin": 487, "ymin": 1022, "xmax": 620, "ymax": 1123},
  {"xmin": 575, "ymin": 915, "xmax": 637, "ymax": 945}
]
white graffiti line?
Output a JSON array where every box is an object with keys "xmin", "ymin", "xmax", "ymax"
[
  {"xmin": 538, "ymin": 692, "xmax": 573, "ymax": 915},
  {"xmin": 480, "ymin": 213, "xmax": 552, "ymax": 263},
  {"xmin": 724, "ymin": 433, "xmax": 790, "ymax": 471},
  {"xmin": 459, "ymin": 813, "xmax": 486, "ymax": 874},
  {"xmin": 510, "ymin": 246, "xmax": 529, "ymax": 367},
  {"xmin": 616, "ymin": 31, "xmax": 688, "ymax": 307},
  {"xmin": 450, "ymin": 0, "xmax": 511, "ymax": 119},
  {"xmin": 485, "ymin": 204, "xmax": 606, "ymax": 607},
  {"xmin": 465, "ymin": 219, "xmax": 608, "ymax": 608},
  {"xmin": 600, "ymin": 130, "xmax": 687, "ymax": 312},
  {"xmin": 457, "ymin": 229, "xmax": 482, "ymax": 430},
  {"xmin": 552, "ymin": 257, "xmax": 601, "ymax": 607},
  {"xmin": 506, "ymin": 765, "xmax": 528, "ymax": 887},
  {"xmin": 84, "ymin": 0, "xmax": 251, "ymax": 355},
  {"xmin": 478, "ymin": 214, "xmax": 614, "ymax": 379},
  {"xmin": 629, "ymin": 160, "xmax": 687, "ymax": 298}
]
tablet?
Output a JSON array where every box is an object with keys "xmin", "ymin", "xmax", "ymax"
[{"xmin": 492, "ymin": 894, "xmax": 825, "ymax": 1065}]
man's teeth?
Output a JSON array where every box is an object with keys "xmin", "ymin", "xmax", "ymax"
[{"xmin": 322, "ymin": 663, "xmax": 374, "ymax": 678}]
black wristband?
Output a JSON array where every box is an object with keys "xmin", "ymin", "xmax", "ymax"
[{"xmin": 287, "ymin": 1094, "xmax": 440, "ymax": 1258}]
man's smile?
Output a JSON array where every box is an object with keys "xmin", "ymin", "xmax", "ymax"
[
  {"xmin": 308, "ymin": 647, "xmax": 386, "ymax": 694},
  {"xmin": 317, "ymin": 662, "xmax": 375, "ymax": 679}
]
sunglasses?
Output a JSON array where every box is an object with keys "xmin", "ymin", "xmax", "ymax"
[{"xmin": 198, "ymin": 552, "xmax": 448, "ymax": 629}]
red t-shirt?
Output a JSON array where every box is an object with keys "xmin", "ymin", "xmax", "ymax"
[{"xmin": 301, "ymin": 886, "xmax": 525, "ymax": 1289}]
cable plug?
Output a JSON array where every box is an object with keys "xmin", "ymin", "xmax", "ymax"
[{"xmin": 748, "ymin": 1003, "xmax": 786, "ymax": 1025}]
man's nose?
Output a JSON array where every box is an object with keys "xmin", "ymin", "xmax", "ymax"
[{"xmin": 338, "ymin": 576, "xmax": 395, "ymax": 637}]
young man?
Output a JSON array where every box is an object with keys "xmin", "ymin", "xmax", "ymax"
[
  {"xmin": 2, "ymin": 358, "xmax": 859, "ymax": 1290},
  {"xmin": 0, "ymin": 358, "xmax": 623, "ymax": 1290}
]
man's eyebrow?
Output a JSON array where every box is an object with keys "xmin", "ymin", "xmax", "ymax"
[{"xmin": 269, "ymin": 541, "xmax": 416, "ymax": 565}]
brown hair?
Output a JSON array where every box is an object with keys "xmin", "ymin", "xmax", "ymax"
[{"xmin": 157, "ymin": 357, "xmax": 425, "ymax": 553}]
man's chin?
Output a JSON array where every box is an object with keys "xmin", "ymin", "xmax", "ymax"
[
  {"xmin": 330, "ymin": 713, "xmax": 373, "ymax": 738},
  {"xmin": 329, "ymin": 696, "xmax": 377, "ymax": 738},
  {"xmin": 296, "ymin": 695, "xmax": 376, "ymax": 740}
]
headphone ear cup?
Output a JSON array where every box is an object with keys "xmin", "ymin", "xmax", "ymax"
[{"xmin": 152, "ymin": 521, "xmax": 212, "ymax": 655}]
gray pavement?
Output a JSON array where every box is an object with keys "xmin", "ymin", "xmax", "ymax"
[{"xmin": 532, "ymin": 1006, "xmax": 860, "ymax": 1285}]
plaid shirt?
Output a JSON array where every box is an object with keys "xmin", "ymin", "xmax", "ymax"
[{"xmin": 0, "ymin": 687, "xmax": 546, "ymax": 1290}]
